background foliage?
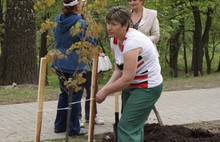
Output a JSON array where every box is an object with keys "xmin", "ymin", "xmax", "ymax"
[{"xmin": 0, "ymin": 0, "xmax": 219, "ymax": 85}]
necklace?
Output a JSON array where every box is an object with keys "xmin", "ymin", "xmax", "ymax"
[{"xmin": 131, "ymin": 17, "xmax": 142, "ymax": 30}]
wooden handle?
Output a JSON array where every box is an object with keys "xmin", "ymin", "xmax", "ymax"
[{"xmin": 115, "ymin": 92, "xmax": 120, "ymax": 113}]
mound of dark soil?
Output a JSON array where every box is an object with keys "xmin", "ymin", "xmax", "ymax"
[{"xmin": 99, "ymin": 123, "xmax": 220, "ymax": 142}]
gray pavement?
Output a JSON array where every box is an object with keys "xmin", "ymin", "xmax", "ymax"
[{"xmin": 0, "ymin": 87, "xmax": 220, "ymax": 142}]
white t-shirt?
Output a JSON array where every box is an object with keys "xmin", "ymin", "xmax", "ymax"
[{"xmin": 110, "ymin": 29, "xmax": 163, "ymax": 88}]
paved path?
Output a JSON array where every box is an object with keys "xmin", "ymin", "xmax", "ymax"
[{"xmin": 0, "ymin": 87, "xmax": 220, "ymax": 142}]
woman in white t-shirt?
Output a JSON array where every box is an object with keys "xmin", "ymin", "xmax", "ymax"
[{"xmin": 96, "ymin": 6, "xmax": 163, "ymax": 142}]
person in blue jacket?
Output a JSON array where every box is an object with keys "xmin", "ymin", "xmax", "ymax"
[{"xmin": 52, "ymin": 0, "xmax": 96, "ymax": 136}]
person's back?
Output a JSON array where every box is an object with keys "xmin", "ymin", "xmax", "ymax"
[
  {"xmin": 53, "ymin": 0, "xmax": 89, "ymax": 136},
  {"xmin": 52, "ymin": 13, "xmax": 86, "ymax": 72}
]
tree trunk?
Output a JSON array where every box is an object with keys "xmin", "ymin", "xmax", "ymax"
[
  {"xmin": 182, "ymin": 24, "xmax": 188, "ymax": 75},
  {"xmin": 0, "ymin": 0, "xmax": 4, "ymax": 46},
  {"xmin": 192, "ymin": 6, "xmax": 203, "ymax": 77},
  {"xmin": 0, "ymin": 0, "xmax": 5, "ymax": 77},
  {"xmin": 203, "ymin": 8, "xmax": 213, "ymax": 74},
  {"xmin": 216, "ymin": 59, "xmax": 220, "ymax": 72},
  {"xmin": 0, "ymin": 0, "xmax": 37, "ymax": 85},
  {"xmin": 169, "ymin": 30, "xmax": 181, "ymax": 77}
]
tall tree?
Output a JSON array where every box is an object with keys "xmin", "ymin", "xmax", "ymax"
[
  {"xmin": 169, "ymin": 28, "xmax": 181, "ymax": 77},
  {"xmin": 189, "ymin": 1, "xmax": 216, "ymax": 76},
  {"xmin": 0, "ymin": 0, "xmax": 4, "ymax": 46},
  {"xmin": 156, "ymin": 0, "xmax": 220, "ymax": 77},
  {"xmin": 156, "ymin": 0, "xmax": 188, "ymax": 77},
  {"xmin": 216, "ymin": 59, "xmax": 220, "ymax": 72},
  {"xmin": 206, "ymin": 5, "xmax": 220, "ymax": 74},
  {"xmin": 0, "ymin": 0, "xmax": 38, "ymax": 85},
  {"xmin": 191, "ymin": 4, "xmax": 203, "ymax": 76},
  {"xmin": 0, "ymin": 0, "xmax": 5, "ymax": 75},
  {"xmin": 168, "ymin": 2, "xmax": 186, "ymax": 77}
]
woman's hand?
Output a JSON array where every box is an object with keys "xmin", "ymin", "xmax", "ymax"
[{"xmin": 96, "ymin": 89, "xmax": 108, "ymax": 104}]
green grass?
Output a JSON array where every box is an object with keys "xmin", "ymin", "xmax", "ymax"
[
  {"xmin": 48, "ymin": 74, "xmax": 59, "ymax": 87},
  {"xmin": 0, "ymin": 85, "xmax": 60, "ymax": 105},
  {"xmin": 0, "ymin": 87, "xmax": 38, "ymax": 105},
  {"xmin": 163, "ymin": 72, "xmax": 220, "ymax": 91}
]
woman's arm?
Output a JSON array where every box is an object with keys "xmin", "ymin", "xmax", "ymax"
[
  {"xmin": 103, "ymin": 65, "xmax": 122, "ymax": 88},
  {"xmin": 96, "ymin": 47, "xmax": 141, "ymax": 103},
  {"xmin": 148, "ymin": 12, "xmax": 160, "ymax": 44}
]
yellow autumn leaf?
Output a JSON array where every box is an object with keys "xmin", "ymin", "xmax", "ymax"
[
  {"xmin": 70, "ymin": 22, "xmax": 82, "ymax": 36},
  {"xmin": 34, "ymin": 0, "xmax": 55, "ymax": 11},
  {"xmin": 45, "ymin": 0, "xmax": 55, "ymax": 7},
  {"xmin": 54, "ymin": 50, "xmax": 66, "ymax": 59},
  {"xmin": 40, "ymin": 19, "xmax": 57, "ymax": 33},
  {"xmin": 45, "ymin": 52, "xmax": 55, "ymax": 63}
]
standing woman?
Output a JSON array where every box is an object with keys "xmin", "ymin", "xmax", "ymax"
[
  {"xmin": 96, "ymin": 6, "xmax": 163, "ymax": 142},
  {"xmin": 52, "ymin": 0, "xmax": 95, "ymax": 136},
  {"xmin": 128, "ymin": 0, "xmax": 160, "ymax": 55}
]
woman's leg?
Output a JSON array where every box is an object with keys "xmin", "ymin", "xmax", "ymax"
[
  {"xmin": 69, "ymin": 86, "xmax": 84, "ymax": 134},
  {"xmin": 55, "ymin": 70, "xmax": 85, "ymax": 134},
  {"xmin": 54, "ymin": 71, "xmax": 69, "ymax": 132},
  {"xmin": 118, "ymin": 84, "xmax": 163, "ymax": 142}
]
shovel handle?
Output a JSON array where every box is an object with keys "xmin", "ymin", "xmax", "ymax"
[
  {"xmin": 115, "ymin": 92, "xmax": 120, "ymax": 123},
  {"xmin": 114, "ymin": 92, "xmax": 120, "ymax": 141},
  {"xmin": 115, "ymin": 92, "xmax": 120, "ymax": 113}
]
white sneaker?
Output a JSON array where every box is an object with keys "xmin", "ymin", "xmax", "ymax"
[
  {"xmin": 79, "ymin": 119, "xmax": 85, "ymax": 128},
  {"xmin": 95, "ymin": 116, "xmax": 104, "ymax": 125},
  {"xmin": 84, "ymin": 116, "xmax": 105, "ymax": 125}
]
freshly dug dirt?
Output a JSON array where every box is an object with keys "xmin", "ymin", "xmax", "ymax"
[{"xmin": 99, "ymin": 123, "xmax": 220, "ymax": 142}]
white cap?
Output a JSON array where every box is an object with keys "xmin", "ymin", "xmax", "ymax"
[{"xmin": 63, "ymin": 0, "xmax": 79, "ymax": 6}]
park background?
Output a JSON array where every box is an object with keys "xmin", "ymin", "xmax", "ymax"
[
  {"xmin": 0, "ymin": 0, "xmax": 220, "ymax": 142},
  {"xmin": 0, "ymin": 0, "xmax": 219, "ymax": 86}
]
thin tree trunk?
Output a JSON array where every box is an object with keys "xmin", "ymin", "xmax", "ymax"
[
  {"xmin": 182, "ymin": 24, "xmax": 188, "ymax": 75},
  {"xmin": 169, "ymin": 32, "xmax": 180, "ymax": 77},
  {"xmin": 204, "ymin": 45, "xmax": 211, "ymax": 74},
  {"xmin": 203, "ymin": 8, "xmax": 213, "ymax": 74},
  {"xmin": 216, "ymin": 59, "xmax": 220, "ymax": 72},
  {"xmin": 169, "ymin": 20, "xmax": 182, "ymax": 78}
]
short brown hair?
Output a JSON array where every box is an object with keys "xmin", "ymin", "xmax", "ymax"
[{"xmin": 106, "ymin": 6, "xmax": 131, "ymax": 31}]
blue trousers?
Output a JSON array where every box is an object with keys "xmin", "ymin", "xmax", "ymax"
[{"xmin": 54, "ymin": 70, "xmax": 84, "ymax": 134}]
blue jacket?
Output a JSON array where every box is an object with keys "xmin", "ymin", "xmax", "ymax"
[{"xmin": 52, "ymin": 13, "xmax": 95, "ymax": 73}]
